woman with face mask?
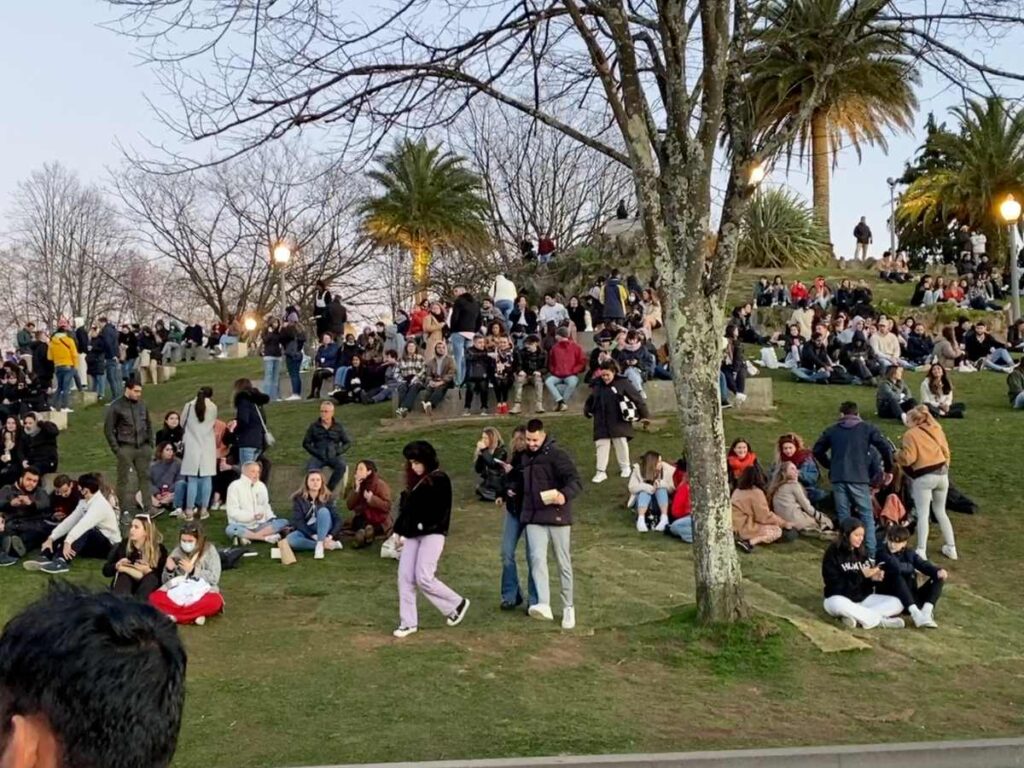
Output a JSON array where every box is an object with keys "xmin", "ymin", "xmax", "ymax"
[{"xmin": 149, "ymin": 520, "xmax": 225, "ymax": 626}]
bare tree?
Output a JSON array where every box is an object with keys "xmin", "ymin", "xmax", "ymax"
[
  {"xmin": 6, "ymin": 162, "xmax": 130, "ymax": 328},
  {"xmin": 115, "ymin": 143, "xmax": 372, "ymax": 323},
  {"xmin": 105, "ymin": 0, "xmax": 1024, "ymax": 622},
  {"xmin": 454, "ymin": 102, "xmax": 633, "ymax": 261}
]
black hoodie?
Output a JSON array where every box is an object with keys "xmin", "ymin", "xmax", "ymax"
[{"xmin": 822, "ymin": 541, "xmax": 872, "ymax": 601}]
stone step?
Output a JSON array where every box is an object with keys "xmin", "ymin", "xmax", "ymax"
[
  {"xmin": 38, "ymin": 410, "xmax": 68, "ymax": 431},
  {"xmin": 71, "ymin": 390, "xmax": 99, "ymax": 407}
]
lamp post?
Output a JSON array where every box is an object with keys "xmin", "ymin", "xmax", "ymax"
[
  {"xmin": 886, "ymin": 177, "xmax": 897, "ymax": 258},
  {"xmin": 999, "ymin": 195, "xmax": 1022, "ymax": 323},
  {"xmin": 272, "ymin": 242, "xmax": 292, "ymax": 318}
]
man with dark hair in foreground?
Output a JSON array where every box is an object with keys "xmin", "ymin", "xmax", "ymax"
[{"xmin": 0, "ymin": 585, "xmax": 187, "ymax": 768}]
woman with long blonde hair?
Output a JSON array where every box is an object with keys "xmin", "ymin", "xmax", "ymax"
[
  {"xmin": 278, "ymin": 470, "xmax": 341, "ymax": 562},
  {"xmin": 627, "ymin": 450, "xmax": 674, "ymax": 532},
  {"xmin": 474, "ymin": 427, "xmax": 508, "ymax": 502},
  {"xmin": 103, "ymin": 513, "xmax": 167, "ymax": 600}
]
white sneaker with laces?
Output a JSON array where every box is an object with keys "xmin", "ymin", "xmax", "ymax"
[
  {"xmin": 170, "ymin": 508, "xmax": 184, "ymax": 519},
  {"xmin": 561, "ymin": 606, "xmax": 576, "ymax": 630},
  {"xmin": 840, "ymin": 616, "xmax": 858, "ymax": 630},
  {"xmin": 909, "ymin": 605, "xmax": 926, "ymax": 628},
  {"xmin": 636, "ymin": 516, "xmax": 648, "ymax": 533},
  {"xmin": 314, "ymin": 541, "xmax": 325, "ymax": 560},
  {"xmin": 879, "ymin": 617, "xmax": 906, "ymax": 629},
  {"xmin": 287, "ymin": 394, "xmax": 302, "ymax": 401},
  {"xmin": 393, "ymin": 626, "xmax": 418, "ymax": 639},
  {"xmin": 735, "ymin": 392, "xmax": 748, "ymax": 405},
  {"xmin": 618, "ymin": 466, "xmax": 631, "ymax": 478},
  {"xmin": 941, "ymin": 544, "xmax": 958, "ymax": 561},
  {"xmin": 591, "ymin": 471, "xmax": 608, "ymax": 484},
  {"xmin": 528, "ymin": 603, "xmax": 554, "ymax": 620},
  {"xmin": 654, "ymin": 515, "xmax": 668, "ymax": 532}
]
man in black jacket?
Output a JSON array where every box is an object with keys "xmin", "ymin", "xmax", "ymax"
[
  {"xmin": 98, "ymin": 316, "xmax": 122, "ymax": 399},
  {"xmin": 104, "ymin": 379, "xmax": 153, "ymax": 515},
  {"xmin": 449, "ymin": 286, "xmax": 481, "ymax": 387},
  {"xmin": 0, "ymin": 467, "xmax": 51, "ymax": 565},
  {"xmin": 853, "ymin": 216, "xmax": 872, "ymax": 261},
  {"xmin": 519, "ymin": 419, "xmax": 582, "ymax": 629},
  {"xmin": 302, "ymin": 401, "xmax": 352, "ymax": 491},
  {"xmin": 327, "ymin": 296, "xmax": 348, "ymax": 339}
]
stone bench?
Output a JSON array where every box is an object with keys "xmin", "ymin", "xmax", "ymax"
[
  {"xmin": 225, "ymin": 341, "xmax": 249, "ymax": 359},
  {"xmin": 71, "ymin": 390, "xmax": 99, "ymax": 408},
  {"xmin": 157, "ymin": 365, "xmax": 177, "ymax": 384},
  {"xmin": 39, "ymin": 410, "xmax": 68, "ymax": 431},
  {"xmin": 739, "ymin": 377, "xmax": 774, "ymax": 412}
]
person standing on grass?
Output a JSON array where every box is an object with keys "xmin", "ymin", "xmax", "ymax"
[
  {"xmin": 822, "ymin": 518, "xmax": 905, "ymax": 630},
  {"xmin": 260, "ymin": 317, "xmax": 284, "ymax": 401},
  {"xmin": 280, "ymin": 312, "xmax": 307, "ymax": 401},
  {"xmin": 584, "ymin": 360, "xmax": 649, "ymax": 486},
  {"xmin": 47, "ymin": 319, "xmax": 78, "ymax": 413},
  {"xmin": 894, "ymin": 405, "xmax": 957, "ymax": 561},
  {"xmin": 813, "ymin": 401, "xmax": 894, "ymax": 559},
  {"xmin": 98, "ymin": 315, "xmax": 123, "ymax": 400},
  {"xmin": 392, "ymin": 441, "xmax": 470, "ymax": 639},
  {"xmin": 853, "ymin": 216, "xmax": 872, "ymax": 261},
  {"xmin": 151, "ymin": 520, "xmax": 226, "ymax": 626},
  {"xmin": 497, "ymin": 426, "xmax": 538, "ymax": 610},
  {"xmin": 180, "ymin": 387, "xmax": 218, "ymax": 521},
  {"xmin": 104, "ymin": 378, "xmax": 153, "ymax": 517},
  {"xmin": 0, "ymin": 586, "xmax": 187, "ymax": 768},
  {"xmin": 302, "ymin": 401, "xmax": 352, "ymax": 491},
  {"xmin": 519, "ymin": 419, "xmax": 583, "ymax": 629},
  {"xmin": 232, "ymin": 378, "xmax": 270, "ymax": 466}
]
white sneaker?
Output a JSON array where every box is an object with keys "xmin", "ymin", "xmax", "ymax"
[
  {"xmin": 194, "ymin": 616, "xmax": 206, "ymax": 626},
  {"xmin": 314, "ymin": 541, "xmax": 325, "ymax": 560},
  {"xmin": 920, "ymin": 603, "xmax": 939, "ymax": 628},
  {"xmin": 734, "ymin": 392, "xmax": 748, "ymax": 405},
  {"xmin": 840, "ymin": 616, "xmax": 858, "ymax": 630},
  {"xmin": 636, "ymin": 516, "xmax": 648, "ymax": 533},
  {"xmin": 618, "ymin": 467, "xmax": 631, "ymax": 478},
  {"xmin": 265, "ymin": 534, "xmax": 281, "ymax": 545},
  {"xmin": 561, "ymin": 606, "xmax": 576, "ymax": 630},
  {"xmin": 393, "ymin": 626, "xmax": 418, "ymax": 639},
  {"xmin": 170, "ymin": 508, "xmax": 184, "ymax": 519},
  {"xmin": 528, "ymin": 603, "xmax": 554, "ymax": 621},
  {"xmin": 909, "ymin": 606, "xmax": 926, "ymax": 628},
  {"xmin": 654, "ymin": 515, "xmax": 668, "ymax": 532},
  {"xmin": 879, "ymin": 617, "xmax": 906, "ymax": 629},
  {"xmin": 941, "ymin": 544, "xmax": 959, "ymax": 561},
  {"xmin": 287, "ymin": 394, "xmax": 302, "ymax": 401},
  {"xmin": 915, "ymin": 547, "xmax": 927, "ymax": 561},
  {"xmin": 591, "ymin": 471, "xmax": 608, "ymax": 484}
]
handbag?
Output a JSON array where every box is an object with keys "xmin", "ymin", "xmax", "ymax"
[
  {"xmin": 611, "ymin": 385, "xmax": 639, "ymax": 423},
  {"xmin": 254, "ymin": 404, "xmax": 276, "ymax": 448}
]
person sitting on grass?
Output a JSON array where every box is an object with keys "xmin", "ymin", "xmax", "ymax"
[
  {"xmin": 0, "ymin": 466, "xmax": 50, "ymax": 567},
  {"xmin": 473, "ymin": 427, "xmax": 508, "ymax": 502},
  {"xmin": 876, "ymin": 366, "xmax": 917, "ymax": 423},
  {"xmin": 822, "ymin": 518, "xmax": 906, "ymax": 630},
  {"xmin": 726, "ymin": 438, "xmax": 761, "ymax": 490},
  {"xmin": 149, "ymin": 442, "xmax": 185, "ymax": 516},
  {"xmin": 150, "ymin": 519, "xmax": 225, "ymax": 626},
  {"xmin": 770, "ymin": 432, "xmax": 826, "ymax": 503},
  {"xmin": 19, "ymin": 413, "xmax": 59, "ymax": 476},
  {"xmin": 731, "ymin": 464, "xmax": 793, "ymax": 553},
  {"xmin": 103, "ymin": 513, "xmax": 168, "ymax": 601},
  {"xmin": 664, "ymin": 458, "xmax": 693, "ymax": 542},
  {"xmin": 47, "ymin": 473, "xmax": 82, "ymax": 528},
  {"xmin": 767, "ymin": 462, "xmax": 835, "ymax": 538},
  {"xmin": 875, "ymin": 525, "xmax": 947, "ymax": 629},
  {"xmin": 277, "ymin": 469, "xmax": 341, "ymax": 563},
  {"xmin": 27, "ymin": 473, "xmax": 122, "ymax": 575},
  {"xmin": 224, "ymin": 461, "xmax": 288, "ymax": 544},
  {"xmin": 155, "ymin": 410, "xmax": 184, "ymax": 457},
  {"xmin": 964, "ymin": 321, "xmax": 1015, "ymax": 373},
  {"xmin": 627, "ymin": 450, "xmax": 674, "ymax": 533},
  {"xmin": 345, "ymin": 459, "xmax": 393, "ymax": 548},
  {"xmin": 1008, "ymin": 357, "xmax": 1024, "ymax": 409},
  {"xmin": 919, "ymin": 363, "xmax": 966, "ymax": 419}
]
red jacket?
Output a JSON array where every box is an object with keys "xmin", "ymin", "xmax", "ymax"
[
  {"xmin": 408, "ymin": 308, "xmax": 428, "ymax": 337},
  {"xmin": 547, "ymin": 339, "xmax": 586, "ymax": 378},
  {"xmin": 671, "ymin": 470, "xmax": 691, "ymax": 520},
  {"xmin": 789, "ymin": 282, "xmax": 809, "ymax": 303}
]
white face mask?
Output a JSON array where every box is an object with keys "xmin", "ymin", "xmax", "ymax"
[{"xmin": 180, "ymin": 541, "xmax": 197, "ymax": 554}]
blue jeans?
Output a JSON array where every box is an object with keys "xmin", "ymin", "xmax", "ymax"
[
  {"xmin": 173, "ymin": 479, "xmax": 187, "ymax": 510},
  {"xmin": 500, "ymin": 510, "xmax": 537, "ymax": 606},
  {"xmin": 221, "ymin": 334, "xmax": 238, "ymax": 351},
  {"xmin": 623, "ymin": 367, "xmax": 645, "ymax": 395},
  {"xmin": 635, "ymin": 488, "xmax": 670, "ymax": 515},
  {"xmin": 285, "ymin": 356, "xmax": 303, "ymax": 396},
  {"xmin": 544, "ymin": 374, "xmax": 579, "ymax": 404},
  {"xmin": 306, "ymin": 456, "xmax": 346, "ymax": 491},
  {"xmin": 121, "ymin": 358, "xmax": 138, "ymax": 381},
  {"xmin": 105, "ymin": 359, "xmax": 122, "ymax": 398},
  {"xmin": 450, "ymin": 334, "xmax": 470, "ymax": 386},
  {"xmin": 239, "ymin": 447, "xmax": 261, "ymax": 466},
  {"xmin": 668, "ymin": 516, "xmax": 693, "ymax": 542},
  {"xmin": 333, "ymin": 366, "xmax": 350, "ymax": 387},
  {"xmin": 185, "ymin": 475, "xmax": 213, "ymax": 511},
  {"xmin": 1014, "ymin": 391, "xmax": 1024, "ymax": 409},
  {"xmin": 92, "ymin": 374, "xmax": 106, "ymax": 399},
  {"xmin": 225, "ymin": 517, "xmax": 288, "ymax": 539},
  {"xmin": 263, "ymin": 357, "xmax": 281, "ymax": 400},
  {"xmin": 983, "ymin": 349, "xmax": 1014, "ymax": 370},
  {"xmin": 55, "ymin": 366, "xmax": 75, "ymax": 410},
  {"xmin": 495, "ymin": 299, "xmax": 513, "ymax": 320},
  {"xmin": 793, "ymin": 367, "xmax": 829, "ymax": 383},
  {"xmin": 719, "ymin": 370, "xmax": 729, "ymax": 403},
  {"xmin": 285, "ymin": 508, "xmax": 333, "ymax": 551},
  {"xmin": 832, "ymin": 482, "xmax": 876, "ymax": 554}
]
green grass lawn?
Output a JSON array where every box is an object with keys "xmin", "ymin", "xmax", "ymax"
[{"xmin": 3, "ymin": 302, "xmax": 1024, "ymax": 766}]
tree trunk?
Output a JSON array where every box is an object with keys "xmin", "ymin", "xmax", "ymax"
[
  {"xmin": 664, "ymin": 292, "xmax": 748, "ymax": 624},
  {"xmin": 810, "ymin": 108, "xmax": 831, "ymax": 245},
  {"xmin": 412, "ymin": 244, "xmax": 430, "ymax": 302}
]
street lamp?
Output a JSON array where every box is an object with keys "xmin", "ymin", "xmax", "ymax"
[
  {"xmin": 886, "ymin": 177, "xmax": 898, "ymax": 258},
  {"xmin": 242, "ymin": 316, "xmax": 258, "ymax": 333},
  {"xmin": 999, "ymin": 194, "xmax": 1022, "ymax": 322},
  {"xmin": 271, "ymin": 241, "xmax": 292, "ymax": 318}
]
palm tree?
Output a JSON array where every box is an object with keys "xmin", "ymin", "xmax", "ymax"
[
  {"xmin": 748, "ymin": 0, "xmax": 920, "ymax": 242},
  {"xmin": 360, "ymin": 139, "xmax": 491, "ymax": 296},
  {"xmin": 897, "ymin": 97, "xmax": 1024, "ymax": 239}
]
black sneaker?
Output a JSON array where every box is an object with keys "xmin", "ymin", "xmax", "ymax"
[
  {"xmin": 500, "ymin": 595, "xmax": 524, "ymax": 611},
  {"xmin": 734, "ymin": 537, "xmax": 755, "ymax": 554},
  {"xmin": 0, "ymin": 553, "xmax": 18, "ymax": 568},
  {"xmin": 41, "ymin": 557, "xmax": 71, "ymax": 575},
  {"xmin": 22, "ymin": 554, "xmax": 51, "ymax": 572},
  {"xmin": 446, "ymin": 598, "xmax": 471, "ymax": 627}
]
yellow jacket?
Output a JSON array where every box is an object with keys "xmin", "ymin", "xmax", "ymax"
[
  {"xmin": 47, "ymin": 332, "xmax": 79, "ymax": 367},
  {"xmin": 895, "ymin": 422, "xmax": 950, "ymax": 474}
]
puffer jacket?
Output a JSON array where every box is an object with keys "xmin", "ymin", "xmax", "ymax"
[
  {"xmin": 584, "ymin": 375, "xmax": 649, "ymax": 440},
  {"xmin": 516, "ymin": 437, "xmax": 582, "ymax": 526}
]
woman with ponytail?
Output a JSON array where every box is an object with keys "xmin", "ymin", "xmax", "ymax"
[{"xmin": 180, "ymin": 386, "xmax": 218, "ymax": 521}]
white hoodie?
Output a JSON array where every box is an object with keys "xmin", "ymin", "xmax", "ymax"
[
  {"xmin": 50, "ymin": 493, "xmax": 122, "ymax": 546},
  {"xmin": 225, "ymin": 477, "xmax": 275, "ymax": 526}
]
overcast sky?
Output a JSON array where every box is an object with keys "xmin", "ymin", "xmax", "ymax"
[{"xmin": 1, "ymin": 1, "xmax": 1018, "ymax": 258}]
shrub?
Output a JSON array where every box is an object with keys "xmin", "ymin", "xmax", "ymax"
[{"xmin": 737, "ymin": 188, "xmax": 831, "ymax": 270}]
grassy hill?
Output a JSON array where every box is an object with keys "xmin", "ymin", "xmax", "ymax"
[{"xmin": 2, "ymin": 280, "xmax": 1023, "ymax": 767}]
